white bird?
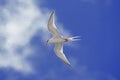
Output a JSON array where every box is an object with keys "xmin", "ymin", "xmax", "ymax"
[{"xmin": 46, "ymin": 11, "xmax": 80, "ymax": 66}]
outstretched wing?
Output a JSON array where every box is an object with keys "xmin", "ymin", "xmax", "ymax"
[
  {"xmin": 54, "ymin": 43, "xmax": 71, "ymax": 66},
  {"xmin": 47, "ymin": 11, "xmax": 61, "ymax": 38}
]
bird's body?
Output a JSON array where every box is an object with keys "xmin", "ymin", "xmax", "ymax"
[
  {"xmin": 48, "ymin": 37, "xmax": 74, "ymax": 43},
  {"xmin": 47, "ymin": 11, "xmax": 80, "ymax": 66},
  {"xmin": 48, "ymin": 37, "xmax": 65, "ymax": 43}
]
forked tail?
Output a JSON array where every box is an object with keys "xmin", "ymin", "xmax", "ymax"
[{"xmin": 69, "ymin": 36, "xmax": 81, "ymax": 41}]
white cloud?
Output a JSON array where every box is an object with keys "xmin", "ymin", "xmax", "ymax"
[
  {"xmin": 0, "ymin": 0, "xmax": 70, "ymax": 73},
  {"xmin": 0, "ymin": 0, "xmax": 51, "ymax": 73}
]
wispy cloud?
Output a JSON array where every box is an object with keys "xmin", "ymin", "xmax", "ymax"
[
  {"xmin": 0, "ymin": 0, "xmax": 70, "ymax": 73},
  {"xmin": 0, "ymin": 0, "xmax": 50, "ymax": 73}
]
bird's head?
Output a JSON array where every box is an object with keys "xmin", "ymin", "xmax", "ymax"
[{"xmin": 45, "ymin": 40, "xmax": 49, "ymax": 46}]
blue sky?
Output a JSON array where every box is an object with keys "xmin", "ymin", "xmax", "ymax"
[{"xmin": 0, "ymin": 0, "xmax": 120, "ymax": 80}]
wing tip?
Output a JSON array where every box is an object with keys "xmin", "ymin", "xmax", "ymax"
[
  {"xmin": 48, "ymin": 10, "xmax": 55, "ymax": 26},
  {"xmin": 67, "ymin": 63, "xmax": 72, "ymax": 67},
  {"xmin": 64, "ymin": 61, "xmax": 72, "ymax": 67},
  {"xmin": 50, "ymin": 10, "xmax": 55, "ymax": 16}
]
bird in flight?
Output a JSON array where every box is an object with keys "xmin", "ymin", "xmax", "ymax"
[{"xmin": 46, "ymin": 11, "xmax": 80, "ymax": 66}]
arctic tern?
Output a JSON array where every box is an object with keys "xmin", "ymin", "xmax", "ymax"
[{"xmin": 46, "ymin": 11, "xmax": 80, "ymax": 66}]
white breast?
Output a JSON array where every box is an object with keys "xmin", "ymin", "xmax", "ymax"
[{"xmin": 49, "ymin": 38, "xmax": 64, "ymax": 43}]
